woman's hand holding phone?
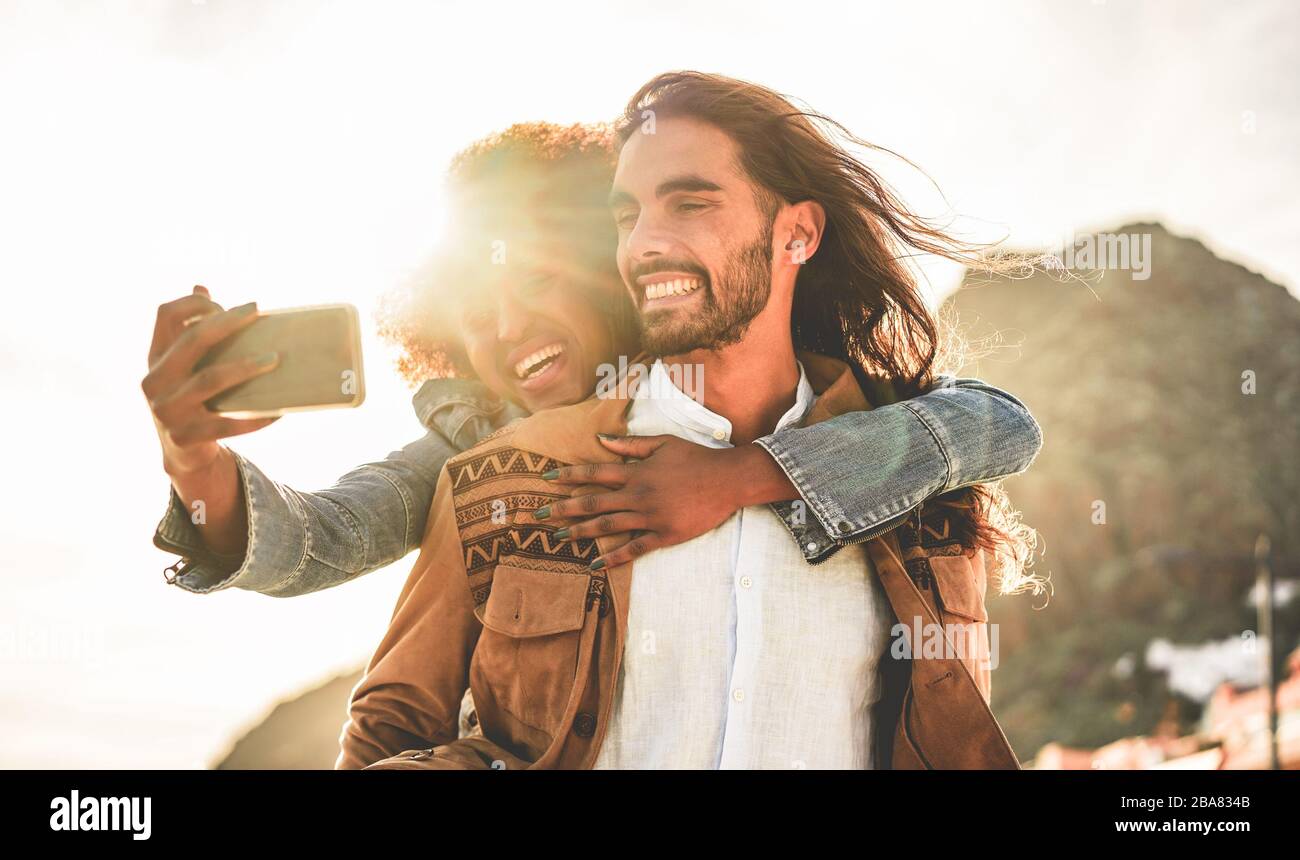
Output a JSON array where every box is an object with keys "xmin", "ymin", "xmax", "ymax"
[{"xmin": 142, "ymin": 285, "xmax": 281, "ymax": 557}]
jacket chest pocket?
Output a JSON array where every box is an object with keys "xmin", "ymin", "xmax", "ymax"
[
  {"xmin": 928, "ymin": 552, "xmax": 988, "ymax": 624},
  {"xmin": 926, "ymin": 551, "xmax": 993, "ymax": 701},
  {"xmin": 471, "ymin": 563, "xmax": 592, "ymax": 739}
]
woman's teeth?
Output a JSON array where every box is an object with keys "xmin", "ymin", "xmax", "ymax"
[
  {"xmin": 643, "ymin": 277, "xmax": 703, "ymax": 301},
  {"xmin": 515, "ymin": 343, "xmax": 566, "ymax": 380}
]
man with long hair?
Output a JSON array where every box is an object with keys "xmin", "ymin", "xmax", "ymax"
[{"xmin": 340, "ymin": 73, "xmax": 1038, "ymax": 769}]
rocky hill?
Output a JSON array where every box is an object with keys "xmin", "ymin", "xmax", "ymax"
[
  {"xmin": 214, "ymin": 669, "xmax": 362, "ymax": 769},
  {"xmin": 947, "ymin": 222, "xmax": 1300, "ymax": 755}
]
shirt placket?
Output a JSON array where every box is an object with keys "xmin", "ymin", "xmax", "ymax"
[{"xmin": 717, "ymin": 505, "xmax": 765, "ymax": 768}]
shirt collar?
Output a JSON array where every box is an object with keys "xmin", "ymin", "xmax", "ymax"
[{"xmin": 637, "ymin": 357, "xmax": 815, "ymax": 445}]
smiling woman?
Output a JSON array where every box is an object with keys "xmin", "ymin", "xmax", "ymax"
[{"xmin": 376, "ymin": 121, "xmax": 641, "ymax": 412}]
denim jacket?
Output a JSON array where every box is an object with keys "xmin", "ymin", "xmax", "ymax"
[{"xmin": 153, "ymin": 376, "xmax": 1041, "ymax": 597}]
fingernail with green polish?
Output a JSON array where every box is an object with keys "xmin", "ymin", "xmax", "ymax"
[
  {"xmin": 255, "ymin": 352, "xmax": 278, "ymax": 367},
  {"xmin": 541, "ymin": 469, "xmax": 560, "ymax": 480},
  {"xmin": 554, "ymin": 527, "xmax": 570, "ymax": 539},
  {"xmin": 534, "ymin": 506, "xmax": 551, "ymax": 520},
  {"xmin": 589, "ymin": 558, "xmax": 606, "ymax": 571},
  {"xmin": 596, "ymin": 433, "xmax": 618, "ymax": 440}
]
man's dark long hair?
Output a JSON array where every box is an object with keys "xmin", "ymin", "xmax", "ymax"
[{"xmin": 615, "ymin": 71, "xmax": 1039, "ymax": 594}]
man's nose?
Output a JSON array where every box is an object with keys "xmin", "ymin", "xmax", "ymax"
[{"xmin": 624, "ymin": 209, "xmax": 670, "ymax": 263}]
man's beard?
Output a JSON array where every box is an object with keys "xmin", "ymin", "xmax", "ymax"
[{"xmin": 637, "ymin": 225, "xmax": 774, "ymax": 357}]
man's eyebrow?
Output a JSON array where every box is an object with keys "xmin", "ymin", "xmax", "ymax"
[
  {"xmin": 656, "ymin": 174, "xmax": 723, "ymax": 197},
  {"xmin": 607, "ymin": 174, "xmax": 724, "ymax": 209}
]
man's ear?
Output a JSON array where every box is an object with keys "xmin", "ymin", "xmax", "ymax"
[{"xmin": 780, "ymin": 200, "xmax": 826, "ymax": 268}]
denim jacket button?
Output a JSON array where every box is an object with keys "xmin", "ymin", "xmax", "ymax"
[
  {"xmin": 574, "ymin": 713, "xmax": 597, "ymax": 738},
  {"xmin": 838, "ymin": 521, "xmax": 853, "ymax": 534}
]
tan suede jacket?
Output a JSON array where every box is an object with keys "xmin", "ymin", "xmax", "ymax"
[{"xmin": 337, "ymin": 352, "xmax": 1021, "ymax": 770}]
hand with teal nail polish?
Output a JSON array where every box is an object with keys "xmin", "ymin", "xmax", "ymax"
[{"xmin": 536, "ymin": 434, "xmax": 782, "ymax": 572}]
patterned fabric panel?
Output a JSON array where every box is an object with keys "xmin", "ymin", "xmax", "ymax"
[{"xmin": 449, "ymin": 442, "xmax": 608, "ymax": 614}]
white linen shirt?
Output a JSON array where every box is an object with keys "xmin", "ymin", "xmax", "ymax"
[{"xmin": 592, "ymin": 359, "xmax": 894, "ymax": 769}]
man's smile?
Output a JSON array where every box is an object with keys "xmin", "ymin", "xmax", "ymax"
[{"xmin": 636, "ymin": 272, "xmax": 706, "ymax": 307}]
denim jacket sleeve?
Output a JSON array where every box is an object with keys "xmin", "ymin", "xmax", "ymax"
[
  {"xmin": 152, "ymin": 379, "xmax": 524, "ymax": 597},
  {"xmin": 755, "ymin": 375, "xmax": 1042, "ymax": 563}
]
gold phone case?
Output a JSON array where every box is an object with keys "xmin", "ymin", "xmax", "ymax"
[{"xmin": 197, "ymin": 303, "xmax": 366, "ymax": 418}]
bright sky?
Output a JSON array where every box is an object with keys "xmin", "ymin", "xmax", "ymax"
[{"xmin": 1, "ymin": 0, "xmax": 1296, "ymax": 767}]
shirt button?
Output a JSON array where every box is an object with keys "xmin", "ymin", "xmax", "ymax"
[
  {"xmin": 806, "ymin": 542, "xmax": 818, "ymax": 552},
  {"xmin": 732, "ymin": 688, "xmax": 745, "ymax": 703},
  {"xmin": 711, "ymin": 428, "xmax": 727, "ymax": 441},
  {"xmin": 739, "ymin": 575, "xmax": 753, "ymax": 589},
  {"xmin": 573, "ymin": 712, "xmax": 597, "ymax": 738}
]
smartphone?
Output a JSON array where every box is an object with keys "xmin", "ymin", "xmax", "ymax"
[{"xmin": 196, "ymin": 303, "xmax": 366, "ymax": 418}]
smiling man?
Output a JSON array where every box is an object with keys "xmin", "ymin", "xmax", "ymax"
[
  {"xmin": 578, "ymin": 104, "xmax": 891, "ymax": 769},
  {"xmin": 574, "ymin": 75, "xmax": 1019, "ymax": 769},
  {"xmin": 340, "ymin": 72, "xmax": 1034, "ymax": 770}
]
